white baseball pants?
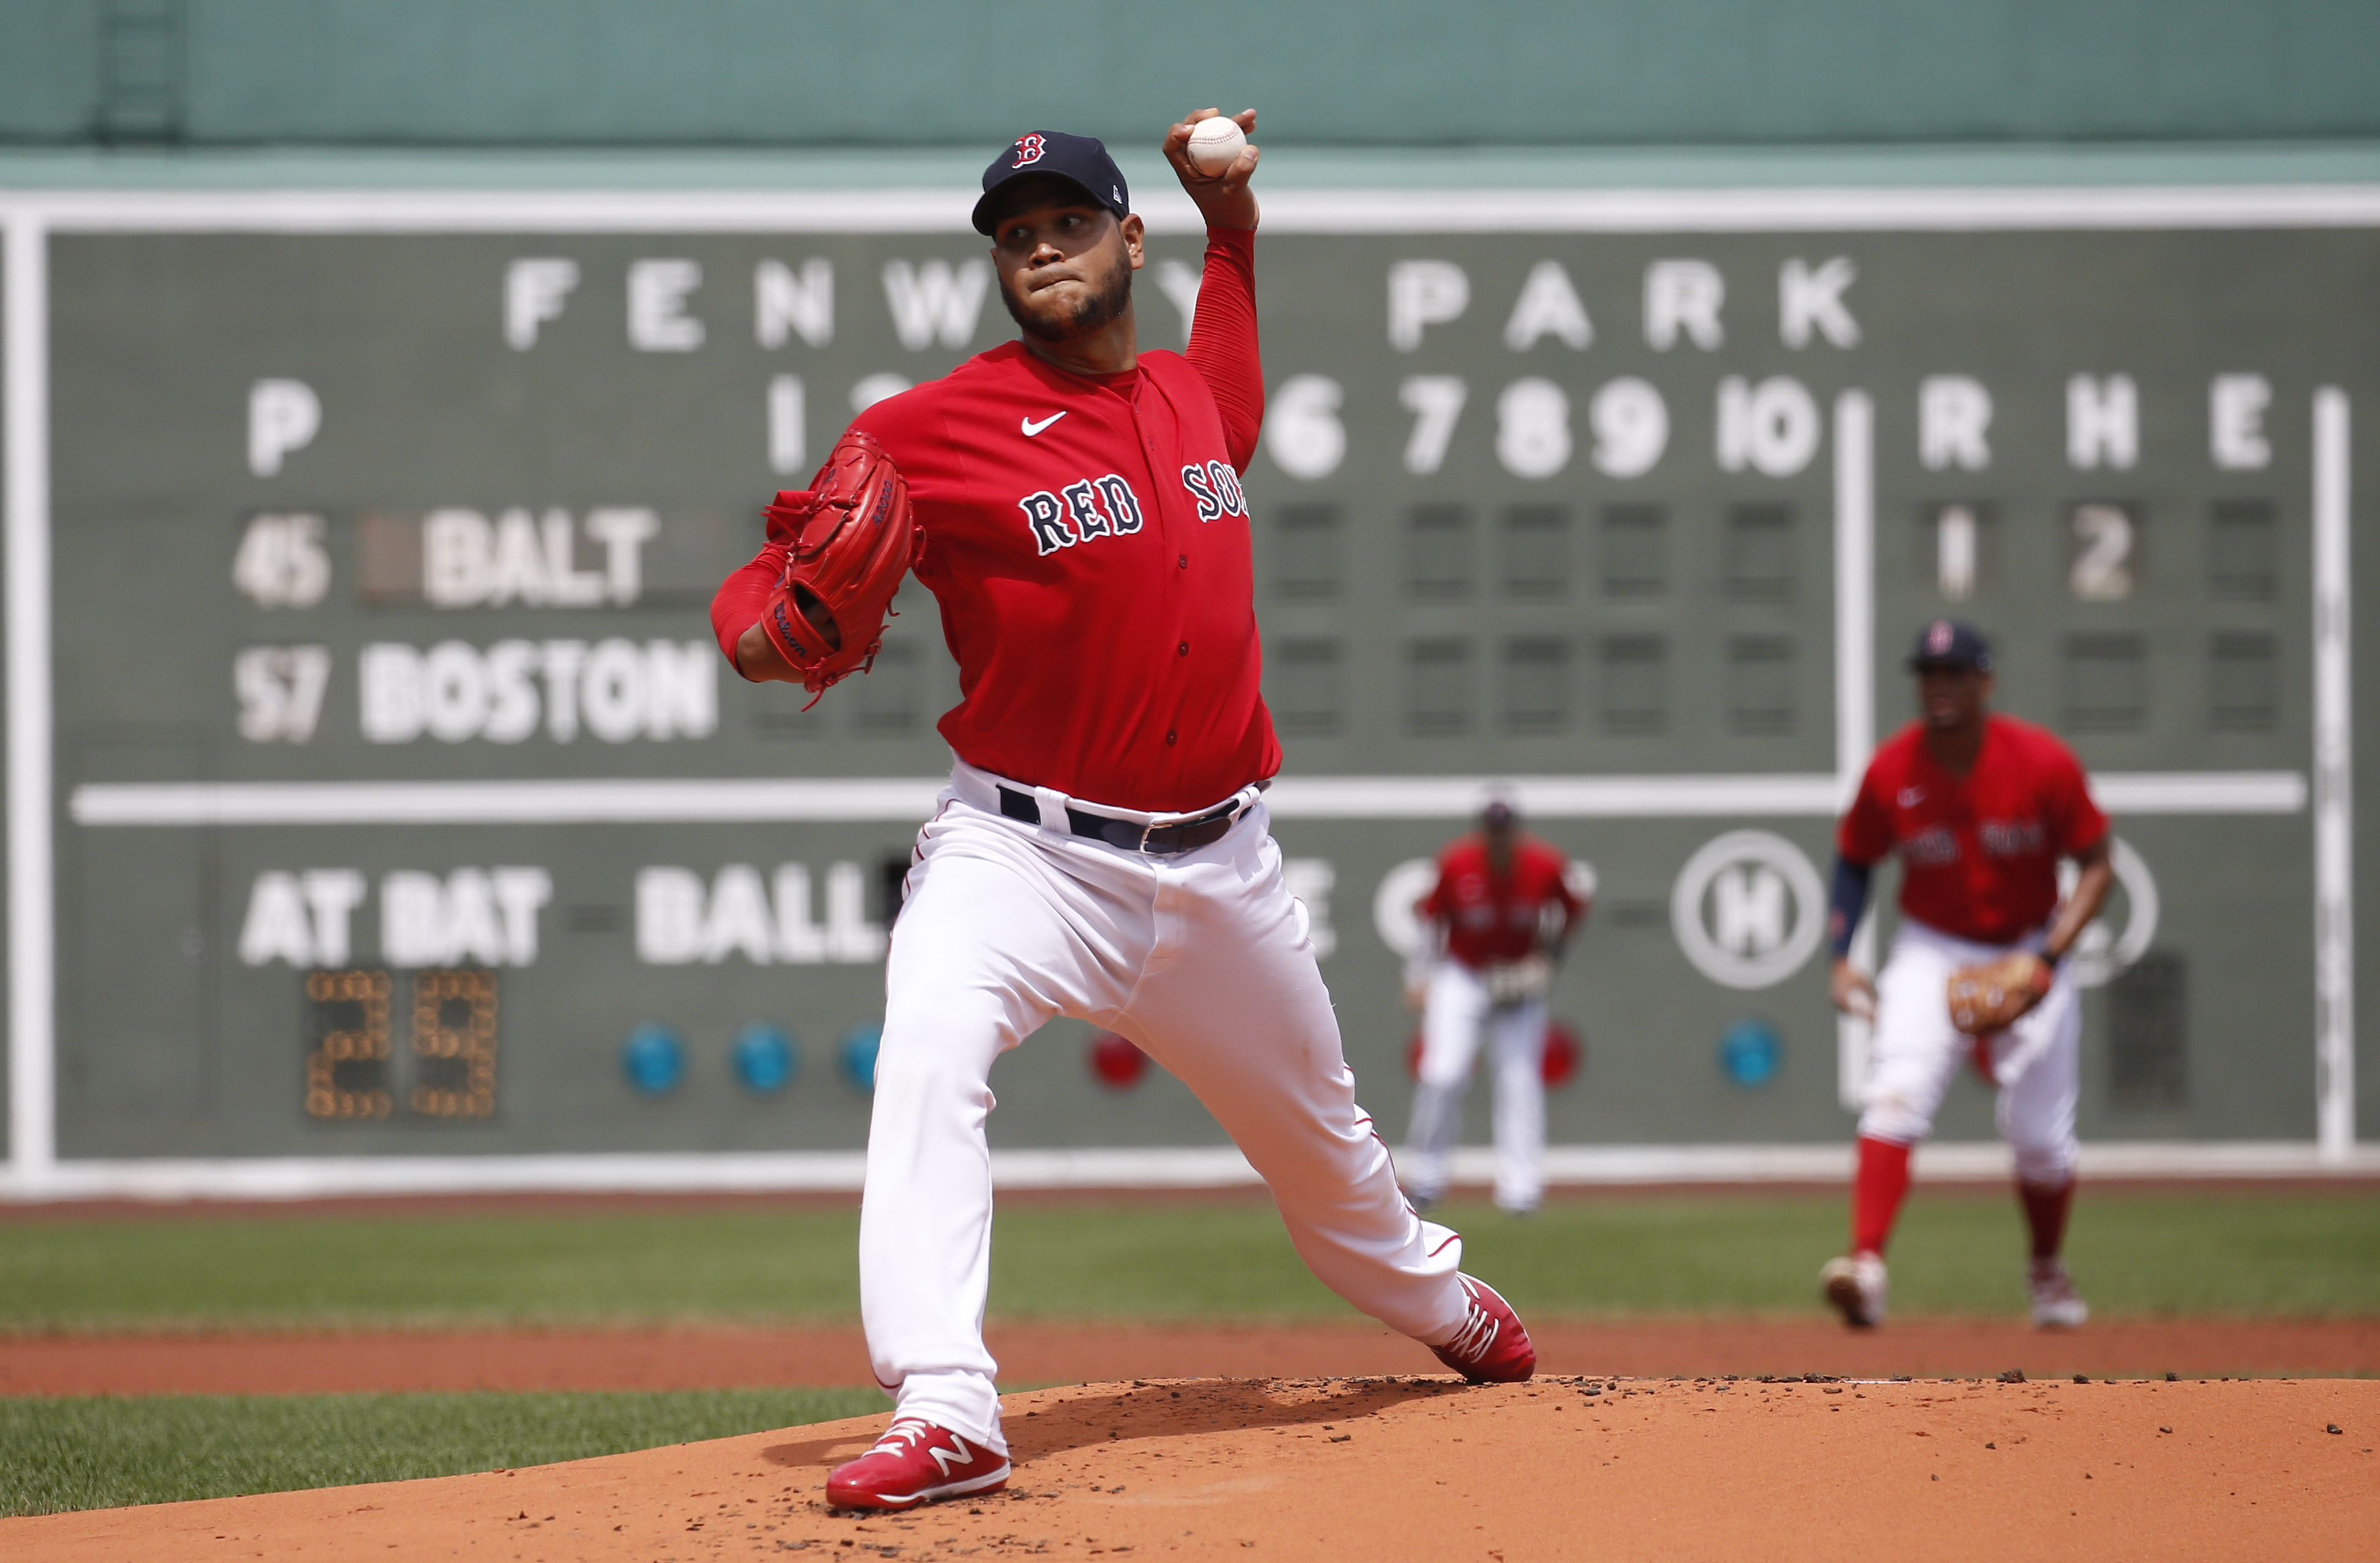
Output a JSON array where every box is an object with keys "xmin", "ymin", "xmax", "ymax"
[
  {"xmin": 1402, "ymin": 960, "xmax": 1547, "ymax": 1213},
  {"xmin": 1858, "ymin": 917, "xmax": 2081, "ymax": 1184},
  {"xmin": 858, "ymin": 764, "xmax": 1473, "ymax": 1452}
]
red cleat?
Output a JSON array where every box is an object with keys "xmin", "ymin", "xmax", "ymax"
[
  {"xmin": 825, "ymin": 1417, "xmax": 1011, "ymax": 1511},
  {"xmin": 1430, "ymin": 1273, "xmax": 1536, "ymax": 1383}
]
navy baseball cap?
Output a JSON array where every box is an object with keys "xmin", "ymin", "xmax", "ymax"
[
  {"xmin": 972, "ymin": 131, "xmax": 1131, "ymax": 236},
  {"xmin": 1908, "ymin": 618, "xmax": 1993, "ymax": 672}
]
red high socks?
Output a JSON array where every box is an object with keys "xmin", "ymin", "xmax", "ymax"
[
  {"xmin": 1851, "ymin": 1135, "xmax": 1914, "ymax": 1257},
  {"xmin": 2018, "ymin": 1177, "xmax": 2077, "ymax": 1261}
]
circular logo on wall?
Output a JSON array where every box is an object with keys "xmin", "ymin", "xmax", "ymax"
[{"xmin": 1670, "ymin": 830, "xmax": 1826, "ymax": 989}]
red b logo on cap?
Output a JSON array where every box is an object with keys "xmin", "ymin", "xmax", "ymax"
[{"xmin": 1012, "ymin": 133, "xmax": 1047, "ymax": 168}]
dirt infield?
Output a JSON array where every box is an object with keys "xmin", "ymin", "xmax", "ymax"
[
  {"xmin": 3, "ymin": 1318, "xmax": 2375, "ymax": 1397},
  {"xmin": 7, "ymin": 1375, "xmax": 2375, "ymax": 1561}
]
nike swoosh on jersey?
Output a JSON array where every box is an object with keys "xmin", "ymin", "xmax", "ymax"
[{"xmin": 1021, "ymin": 411, "xmax": 1067, "ymax": 436}]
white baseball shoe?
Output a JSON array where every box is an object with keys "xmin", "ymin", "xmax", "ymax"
[
  {"xmin": 1820, "ymin": 1252, "xmax": 1887, "ymax": 1329},
  {"xmin": 2028, "ymin": 1259, "xmax": 2089, "ymax": 1329}
]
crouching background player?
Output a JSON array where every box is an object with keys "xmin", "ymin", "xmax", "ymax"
[
  {"xmin": 1823, "ymin": 620, "xmax": 2113, "ymax": 1331},
  {"xmin": 712, "ymin": 111, "xmax": 1535, "ymax": 1514}
]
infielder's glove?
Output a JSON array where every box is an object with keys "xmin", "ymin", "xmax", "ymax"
[
  {"xmin": 1945, "ymin": 951, "xmax": 2053, "ymax": 1035},
  {"xmin": 757, "ymin": 429, "xmax": 923, "ymax": 700},
  {"xmin": 1482, "ymin": 954, "xmax": 1554, "ymax": 1006}
]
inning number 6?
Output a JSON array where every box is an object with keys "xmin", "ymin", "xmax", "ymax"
[{"xmin": 1265, "ymin": 374, "xmax": 1347, "ymax": 480}]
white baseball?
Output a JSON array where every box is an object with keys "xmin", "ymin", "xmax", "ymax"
[{"xmin": 1186, "ymin": 117, "xmax": 1246, "ymax": 175}]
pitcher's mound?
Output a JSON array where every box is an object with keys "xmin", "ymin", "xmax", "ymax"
[{"xmin": 7, "ymin": 1375, "xmax": 2376, "ymax": 1561}]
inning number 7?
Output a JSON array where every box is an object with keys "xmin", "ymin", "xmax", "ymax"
[{"xmin": 1399, "ymin": 376, "xmax": 1467, "ymax": 475}]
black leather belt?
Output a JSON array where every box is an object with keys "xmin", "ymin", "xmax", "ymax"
[{"xmin": 997, "ymin": 785, "xmax": 1241, "ymax": 856}]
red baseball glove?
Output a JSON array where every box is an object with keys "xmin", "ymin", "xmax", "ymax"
[
  {"xmin": 1945, "ymin": 951, "xmax": 2053, "ymax": 1035},
  {"xmin": 757, "ymin": 429, "xmax": 922, "ymax": 702}
]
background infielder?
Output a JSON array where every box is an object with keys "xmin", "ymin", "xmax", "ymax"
[
  {"xmin": 1822, "ymin": 620, "xmax": 2114, "ymax": 1331},
  {"xmin": 712, "ymin": 112, "xmax": 1535, "ymax": 1513},
  {"xmin": 1402, "ymin": 798, "xmax": 1587, "ymax": 1216}
]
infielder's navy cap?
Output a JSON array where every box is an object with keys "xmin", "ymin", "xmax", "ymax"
[
  {"xmin": 972, "ymin": 131, "xmax": 1130, "ymax": 235},
  {"xmin": 1908, "ymin": 617, "xmax": 1993, "ymax": 672}
]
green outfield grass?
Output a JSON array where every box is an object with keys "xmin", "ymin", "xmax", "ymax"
[
  {"xmin": 2, "ymin": 1187, "xmax": 2373, "ymax": 1333},
  {"xmin": 0, "ymin": 1190, "xmax": 2371, "ymax": 1520},
  {"xmin": 0, "ymin": 1387, "xmax": 880, "ymax": 1518}
]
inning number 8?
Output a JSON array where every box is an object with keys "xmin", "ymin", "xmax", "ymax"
[{"xmin": 1497, "ymin": 378, "xmax": 1572, "ymax": 480}]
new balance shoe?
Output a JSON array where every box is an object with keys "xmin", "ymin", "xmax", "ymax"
[
  {"xmin": 825, "ymin": 1417, "xmax": 1010, "ymax": 1511},
  {"xmin": 2028, "ymin": 1259, "xmax": 2089, "ymax": 1329},
  {"xmin": 1820, "ymin": 1252, "xmax": 1888, "ymax": 1329},
  {"xmin": 1430, "ymin": 1273, "xmax": 1536, "ymax": 1383}
]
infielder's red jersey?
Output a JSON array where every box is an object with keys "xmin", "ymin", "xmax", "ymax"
[
  {"xmin": 713, "ymin": 227, "xmax": 1275, "ymax": 815},
  {"xmin": 1420, "ymin": 836, "xmax": 1583, "ymax": 968},
  {"xmin": 1838, "ymin": 714, "xmax": 2108, "ymax": 945}
]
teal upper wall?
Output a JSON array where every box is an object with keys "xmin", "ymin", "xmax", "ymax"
[{"xmin": 6, "ymin": 0, "xmax": 2380, "ymax": 150}]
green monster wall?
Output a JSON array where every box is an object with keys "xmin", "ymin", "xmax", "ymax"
[
  {"xmin": 6, "ymin": 0, "xmax": 2380, "ymax": 149},
  {"xmin": 7, "ymin": 196, "xmax": 2368, "ymax": 1174},
  {"xmin": 2, "ymin": 1, "xmax": 2376, "ymax": 1190}
]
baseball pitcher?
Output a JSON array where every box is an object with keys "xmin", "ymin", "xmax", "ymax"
[
  {"xmin": 711, "ymin": 112, "xmax": 1535, "ymax": 1513},
  {"xmin": 1821, "ymin": 619, "xmax": 2114, "ymax": 1330}
]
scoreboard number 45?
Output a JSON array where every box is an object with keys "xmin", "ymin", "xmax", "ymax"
[
  {"xmin": 234, "ymin": 513, "xmax": 335, "ymax": 743},
  {"xmin": 234, "ymin": 513, "xmax": 330, "ymax": 607}
]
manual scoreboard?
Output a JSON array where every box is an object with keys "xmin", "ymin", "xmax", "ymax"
[{"xmin": 4, "ymin": 187, "xmax": 2371, "ymax": 1181}]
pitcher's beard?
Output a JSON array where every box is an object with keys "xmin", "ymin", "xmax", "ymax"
[{"xmin": 1002, "ymin": 253, "xmax": 1134, "ymax": 344}]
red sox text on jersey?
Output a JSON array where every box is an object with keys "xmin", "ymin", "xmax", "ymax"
[
  {"xmin": 714, "ymin": 228, "xmax": 1271, "ymax": 814},
  {"xmin": 1015, "ymin": 461, "xmax": 1244, "ymax": 556}
]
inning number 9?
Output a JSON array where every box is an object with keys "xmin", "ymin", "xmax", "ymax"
[{"xmin": 1589, "ymin": 377, "xmax": 1670, "ymax": 479}]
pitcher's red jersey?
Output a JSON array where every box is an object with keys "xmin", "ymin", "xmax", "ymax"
[{"xmin": 714, "ymin": 228, "xmax": 1273, "ymax": 814}]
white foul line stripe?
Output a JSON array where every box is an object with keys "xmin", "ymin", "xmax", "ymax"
[{"xmin": 65, "ymin": 771, "xmax": 2310, "ymax": 827}]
